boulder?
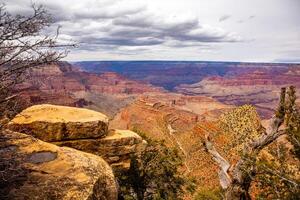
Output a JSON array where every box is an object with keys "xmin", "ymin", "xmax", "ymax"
[
  {"xmin": 8, "ymin": 104, "xmax": 109, "ymax": 142},
  {"xmin": 0, "ymin": 130, "xmax": 118, "ymax": 200},
  {"xmin": 8, "ymin": 104, "xmax": 145, "ymax": 170},
  {"xmin": 53, "ymin": 129, "xmax": 143, "ymax": 170}
]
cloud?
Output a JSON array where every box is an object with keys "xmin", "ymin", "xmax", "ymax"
[
  {"xmin": 4, "ymin": 0, "xmax": 243, "ymax": 54},
  {"xmin": 273, "ymin": 58, "xmax": 300, "ymax": 63},
  {"xmin": 219, "ymin": 14, "xmax": 231, "ymax": 22}
]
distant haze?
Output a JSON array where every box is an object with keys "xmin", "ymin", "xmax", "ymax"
[{"xmin": 5, "ymin": 0, "xmax": 300, "ymax": 62}]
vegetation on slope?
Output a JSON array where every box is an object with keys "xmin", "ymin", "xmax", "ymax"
[
  {"xmin": 116, "ymin": 130, "xmax": 194, "ymax": 200},
  {"xmin": 204, "ymin": 86, "xmax": 300, "ymax": 200}
]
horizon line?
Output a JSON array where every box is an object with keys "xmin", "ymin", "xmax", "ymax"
[{"xmin": 66, "ymin": 59, "xmax": 300, "ymax": 65}]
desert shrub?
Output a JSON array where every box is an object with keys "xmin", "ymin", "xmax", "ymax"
[
  {"xmin": 194, "ymin": 188, "xmax": 222, "ymax": 200},
  {"xmin": 117, "ymin": 131, "xmax": 187, "ymax": 200},
  {"xmin": 255, "ymin": 143, "xmax": 300, "ymax": 200},
  {"xmin": 218, "ymin": 105, "xmax": 264, "ymax": 152},
  {"xmin": 285, "ymin": 86, "xmax": 300, "ymax": 158},
  {"xmin": 255, "ymin": 87, "xmax": 300, "ymax": 199}
]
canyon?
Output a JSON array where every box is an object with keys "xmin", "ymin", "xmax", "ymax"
[
  {"xmin": 15, "ymin": 62, "xmax": 164, "ymax": 117},
  {"xmin": 5, "ymin": 61, "xmax": 300, "ymax": 199},
  {"xmin": 76, "ymin": 61, "xmax": 300, "ymax": 118}
]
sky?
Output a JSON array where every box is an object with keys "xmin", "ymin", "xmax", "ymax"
[{"xmin": 3, "ymin": 0, "xmax": 300, "ymax": 62}]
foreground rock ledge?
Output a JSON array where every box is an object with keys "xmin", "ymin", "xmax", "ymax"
[
  {"xmin": 8, "ymin": 104, "xmax": 109, "ymax": 142},
  {"xmin": 0, "ymin": 130, "xmax": 118, "ymax": 200},
  {"xmin": 54, "ymin": 129, "xmax": 143, "ymax": 170}
]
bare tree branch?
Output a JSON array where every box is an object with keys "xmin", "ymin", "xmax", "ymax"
[
  {"xmin": 0, "ymin": 4, "xmax": 75, "ymax": 120},
  {"xmin": 204, "ymin": 134, "xmax": 231, "ymax": 189}
]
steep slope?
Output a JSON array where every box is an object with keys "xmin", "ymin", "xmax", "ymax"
[
  {"xmin": 111, "ymin": 100, "xmax": 300, "ymax": 198},
  {"xmin": 110, "ymin": 93, "xmax": 233, "ymax": 181}
]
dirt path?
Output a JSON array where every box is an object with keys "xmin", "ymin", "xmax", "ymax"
[{"xmin": 167, "ymin": 124, "xmax": 191, "ymax": 174}]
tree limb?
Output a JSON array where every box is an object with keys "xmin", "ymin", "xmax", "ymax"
[
  {"xmin": 204, "ymin": 88, "xmax": 293, "ymax": 200},
  {"xmin": 204, "ymin": 134, "xmax": 231, "ymax": 189}
]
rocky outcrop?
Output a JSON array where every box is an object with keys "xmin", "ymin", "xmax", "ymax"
[
  {"xmin": 8, "ymin": 104, "xmax": 109, "ymax": 142},
  {"xmin": 0, "ymin": 130, "xmax": 118, "ymax": 200},
  {"xmin": 8, "ymin": 104, "xmax": 144, "ymax": 170},
  {"xmin": 54, "ymin": 129, "xmax": 143, "ymax": 169}
]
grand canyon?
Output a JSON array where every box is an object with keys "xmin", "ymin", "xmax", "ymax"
[
  {"xmin": 6, "ymin": 60, "xmax": 298, "ymax": 199},
  {"xmin": 20, "ymin": 61, "xmax": 300, "ymax": 119},
  {"xmin": 1, "ymin": 1, "xmax": 300, "ymax": 200}
]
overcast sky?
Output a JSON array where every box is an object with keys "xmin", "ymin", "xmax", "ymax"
[{"xmin": 4, "ymin": 0, "xmax": 300, "ymax": 62}]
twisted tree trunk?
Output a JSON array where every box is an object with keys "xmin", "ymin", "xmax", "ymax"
[{"xmin": 204, "ymin": 88, "xmax": 287, "ymax": 200}]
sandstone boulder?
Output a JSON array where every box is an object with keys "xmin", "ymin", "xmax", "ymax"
[
  {"xmin": 8, "ymin": 104, "xmax": 109, "ymax": 142},
  {"xmin": 53, "ymin": 129, "xmax": 143, "ymax": 170},
  {"xmin": 0, "ymin": 130, "xmax": 118, "ymax": 200},
  {"xmin": 8, "ymin": 104, "xmax": 145, "ymax": 170}
]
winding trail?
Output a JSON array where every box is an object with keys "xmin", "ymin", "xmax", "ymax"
[{"xmin": 167, "ymin": 124, "xmax": 191, "ymax": 174}]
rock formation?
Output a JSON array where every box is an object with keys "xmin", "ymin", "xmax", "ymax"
[
  {"xmin": 110, "ymin": 93, "xmax": 233, "ymax": 179},
  {"xmin": 15, "ymin": 62, "xmax": 164, "ymax": 117},
  {"xmin": 53, "ymin": 129, "xmax": 143, "ymax": 169},
  {"xmin": 8, "ymin": 104, "xmax": 109, "ymax": 142},
  {"xmin": 176, "ymin": 67, "xmax": 300, "ymax": 118},
  {"xmin": 8, "ymin": 104, "xmax": 144, "ymax": 170},
  {"xmin": 0, "ymin": 130, "xmax": 118, "ymax": 200}
]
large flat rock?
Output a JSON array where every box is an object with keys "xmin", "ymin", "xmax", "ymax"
[
  {"xmin": 0, "ymin": 130, "xmax": 118, "ymax": 200},
  {"xmin": 7, "ymin": 104, "xmax": 145, "ymax": 170},
  {"xmin": 8, "ymin": 104, "xmax": 109, "ymax": 142}
]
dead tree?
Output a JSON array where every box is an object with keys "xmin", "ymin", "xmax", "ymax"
[
  {"xmin": 0, "ymin": 4, "xmax": 75, "ymax": 197},
  {"xmin": 204, "ymin": 87, "xmax": 299, "ymax": 200},
  {"xmin": 0, "ymin": 4, "xmax": 73, "ymax": 121}
]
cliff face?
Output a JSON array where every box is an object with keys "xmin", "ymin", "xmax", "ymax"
[
  {"xmin": 8, "ymin": 104, "xmax": 144, "ymax": 170},
  {"xmin": 76, "ymin": 61, "xmax": 300, "ymax": 90},
  {"xmin": 0, "ymin": 130, "xmax": 118, "ymax": 200},
  {"xmin": 16, "ymin": 62, "xmax": 164, "ymax": 117},
  {"xmin": 16, "ymin": 61, "xmax": 300, "ymax": 119},
  {"xmin": 20, "ymin": 62, "xmax": 162, "ymax": 95},
  {"xmin": 75, "ymin": 61, "xmax": 300, "ymax": 119},
  {"xmin": 176, "ymin": 67, "xmax": 300, "ymax": 118}
]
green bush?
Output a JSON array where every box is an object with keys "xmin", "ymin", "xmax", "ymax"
[
  {"xmin": 194, "ymin": 188, "xmax": 222, "ymax": 200},
  {"xmin": 117, "ymin": 130, "xmax": 187, "ymax": 200}
]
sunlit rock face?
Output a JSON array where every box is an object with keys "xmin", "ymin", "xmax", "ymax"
[
  {"xmin": 0, "ymin": 130, "xmax": 118, "ymax": 200},
  {"xmin": 54, "ymin": 129, "xmax": 144, "ymax": 170},
  {"xmin": 8, "ymin": 104, "xmax": 144, "ymax": 170},
  {"xmin": 8, "ymin": 104, "xmax": 109, "ymax": 142}
]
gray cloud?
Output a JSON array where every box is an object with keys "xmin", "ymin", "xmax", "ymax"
[
  {"xmin": 3, "ymin": 0, "xmax": 243, "ymax": 54},
  {"xmin": 219, "ymin": 15, "xmax": 231, "ymax": 22}
]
